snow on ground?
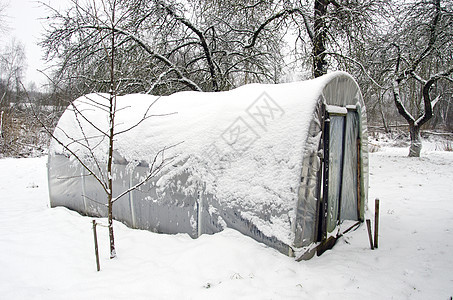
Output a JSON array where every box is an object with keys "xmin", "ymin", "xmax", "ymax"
[{"xmin": 0, "ymin": 144, "xmax": 453, "ymax": 299}]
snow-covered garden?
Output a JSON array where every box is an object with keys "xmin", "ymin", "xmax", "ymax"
[{"xmin": 1, "ymin": 137, "xmax": 452, "ymax": 299}]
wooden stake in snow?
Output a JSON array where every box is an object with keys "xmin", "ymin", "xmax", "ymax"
[
  {"xmin": 92, "ymin": 220, "xmax": 100, "ymax": 271},
  {"xmin": 366, "ymin": 219, "xmax": 374, "ymax": 250},
  {"xmin": 374, "ymin": 198, "xmax": 380, "ymax": 249},
  {"xmin": 0, "ymin": 111, "xmax": 3, "ymax": 139}
]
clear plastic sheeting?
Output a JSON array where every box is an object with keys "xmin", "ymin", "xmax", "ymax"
[
  {"xmin": 321, "ymin": 73, "xmax": 369, "ymax": 222},
  {"xmin": 327, "ymin": 115, "xmax": 345, "ymax": 233},
  {"xmin": 294, "ymin": 97, "xmax": 323, "ymax": 248},
  {"xmin": 48, "ymin": 154, "xmax": 85, "ymax": 213},
  {"xmin": 357, "ymin": 104, "xmax": 369, "ymax": 221},
  {"xmin": 340, "ymin": 110, "xmax": 359, "ymax": 221},
  {"xmin": 294, "ymin": 72, "xmax": 369, "ymax": 254},
  {"xmin": 48, "ymin": 71, "xmax": 369, "ymax": 258}
]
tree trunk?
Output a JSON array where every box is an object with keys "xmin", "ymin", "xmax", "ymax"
[
  {"xmin": 408, "ymin": 123, "xmax": 422, "ymax": 157},
  {"xmin": 108, "ymin": 192, "xmax": 116, "ymax": 258},
  {"xmin": 313, "ymin": 0, "xmax": 328, "ymax": 78},
  {"xmin": 107, "ymin": 95, "xmax": 117, "ymax": 259},
  {"xmin": 108, "ymin": 1, "xmax": 117, "ymax": 259},
  {"xmin": 0, "ymin": 110, "xmax": 3, "ymax": 139},
  {"xmin": 378, "ymin": 92, "xmax": 390, "ymax": 133}
]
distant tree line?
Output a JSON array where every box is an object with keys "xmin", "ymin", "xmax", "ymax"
[{"xmin": 0, "ymin": 38, "xmax": 65, "ymax": 157}]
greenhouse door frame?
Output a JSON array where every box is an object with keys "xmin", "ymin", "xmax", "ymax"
[{"xmin": 317, "ymin": 105, "xmax": 360, "ymax": 242}]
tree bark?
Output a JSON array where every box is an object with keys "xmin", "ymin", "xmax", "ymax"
[
  {"xmin": 108, "ymin": 192, "xmax": 116, "ymax": 258},
  {"xmin": 378, "ymin": 92, "xmax": 390, "ymax": 133},
  {"xmin": 108, "ymin": 0, "xmax": 117, "ymax": 259},
  {"xmin": 408, "ymin": 123, "xmax": 422, "ymax": 157},
  {"xmin": 313, "ymin": 0, "xmax": 328, "ymax": 78},
  {"xmin": 0, "ymin": 110, "xmax": 3, "ymax": 139}
]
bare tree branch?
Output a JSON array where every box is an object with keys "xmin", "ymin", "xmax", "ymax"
[
  {"xmin": 245, "ymin": 8, "xmax": 313, "ymax": 49},
  {"xmin": 415, "ymin": 67, "xmax": 453, "ymax": 127},
  {"xmin": 157, "ymin": 1, "xmax": 219, "ymax": 91}
]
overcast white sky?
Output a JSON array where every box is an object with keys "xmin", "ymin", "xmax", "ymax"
[{"xmin": 3, "ymin": 0, "xmax": 62, "ymax": 88}]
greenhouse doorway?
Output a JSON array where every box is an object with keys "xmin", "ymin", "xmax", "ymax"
[{"xmin": 319, "ymin": 106, "xmax": 360, "ymax": 240}]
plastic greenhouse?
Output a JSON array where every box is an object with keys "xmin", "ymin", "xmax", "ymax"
[{"xmin": 48, "ymin": 71, "xmax": 368, "ymax": 259}]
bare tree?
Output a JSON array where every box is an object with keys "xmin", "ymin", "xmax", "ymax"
[
  {"xmin": 244, "ymin": 0, "xmax": 387, "ymax": 79},
  {"xmin": 0, "ymin": 39, "xmax": 27, "ymax": 155},
  {"xmin": 0, "ymin": 0, "xmax": 7, "ymax": 34},
  {"xmin": 391, "ymin": 0, "xmax": 452, "ymax": 156},
  {"xmin": 0, "ymin": 39, "xmax": 26, "ymax": 105},
  {"xmin": 39, "ymin": 0, "xmax": 176, "ymax": 259},
  {"xmin": 40, "ymin": 0, "xmax": 287, "ymax": 97},
  {"xmin": 358, "ymin": 0, "xmax": 453, "ymax": 156},
  {"xmin": 253, "ymin": 0, "xmax": 453, "ymax": 153}
]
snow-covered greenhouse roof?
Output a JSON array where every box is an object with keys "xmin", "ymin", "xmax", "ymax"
[{"xmin": 49, "ymin": 71, "xmax": 368, "ymax": 258}]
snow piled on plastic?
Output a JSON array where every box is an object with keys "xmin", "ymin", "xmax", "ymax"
[{"xmin": 51, "ymin": 75, "xmax": 338, "ymax": 244}]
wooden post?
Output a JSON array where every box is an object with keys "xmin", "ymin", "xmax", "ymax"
[
  {"xmin": 357, "ymin": 138, "xmax": 362, "ymax": 221},
  {"xmin": 374, "ymin": 198, "xmax": 380, "ymax": 249},
  {"xmin": 319, "ymin": 117, "xmax": 330, "ymax": 242},
  {"xmin": 92, "ymin": 220, "xmax": 100, "ymax": 271},
  {"xmin": 366, "ymin": 219, "xmax": 374, "ymax": 250}
]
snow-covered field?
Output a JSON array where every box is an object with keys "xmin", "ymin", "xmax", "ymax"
[{"xmin": 1, "ymin": 145, "xmax": 452, "ymax": 299}]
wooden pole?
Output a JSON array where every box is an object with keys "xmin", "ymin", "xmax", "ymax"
[
  {"xmin": 357, "ymin": 138, "xmax": 362, "ymax": 221},
  {"xmin": 366, "ymin": 219, "xmax": 374, "ymax": 250},
  {"xmin": 374, "ymin": 198, "xmax": 380, "ymax": 249},
  {"xmin": 92, "ymin": 220, "xmax": 100, "ymax": 271}
]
